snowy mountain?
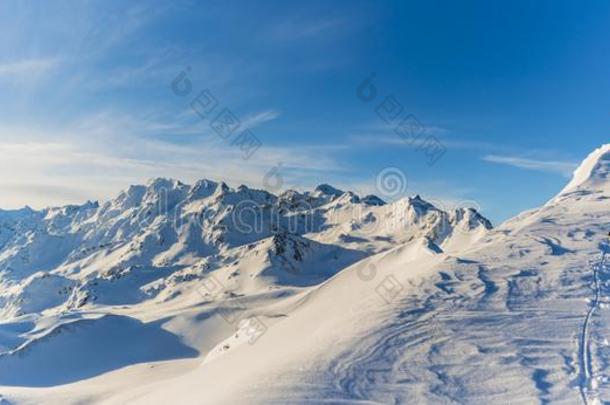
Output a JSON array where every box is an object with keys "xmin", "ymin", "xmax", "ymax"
[{"xmin": 0, "ymin": 145, "xmax": 609, "ymax": 404}]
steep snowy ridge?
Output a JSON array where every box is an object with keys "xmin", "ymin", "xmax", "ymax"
[{"xmin": 559, "ymin": 143, "xmax": 610, "ymax": 196}]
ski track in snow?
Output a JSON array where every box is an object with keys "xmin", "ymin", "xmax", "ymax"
[
  {"xmin": 293, "ymin": 251, "xmax": 604, "ymax": 404},
  {"xmin": 319, "ymin": 268, "xmax": 520, "ymax": 404},
  {"xmin": 579, "ymin": 250, "xmax": 606, "ymax": 405}
]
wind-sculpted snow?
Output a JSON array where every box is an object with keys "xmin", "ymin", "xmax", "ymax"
[
  {"xmin": 0, "ymin": 145, "xmax": 607, "ymax": 404},
  {"xmin": 561, "ymin": 144, "xmax": 610, "ymax": 195}
]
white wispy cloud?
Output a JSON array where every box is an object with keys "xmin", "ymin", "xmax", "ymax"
[
  {"xmin": 482, "ymin": 154, "xmax": 578, "ymax": 177},
  {"xmin": 348, "ymin": 127, "xmax": 515, "ymax": 153},
  {"xmin": 347, "ymin": 121, "xmax": 502, "ymax": 151},
  {"xmin": 349, "ymin": 133, "xmax": 501, "ymax": 152},
  {"xmin": 0, "ymin": 114, "xmax": 485, "ymax": 216},
  {"xmin": 241, "ymin": 110, "xmax": 281, "ymax": 129},
  {"xmin": 0, "ymin": 111, "xmax": 339, "ymax": 209},
  {"xmin": 0, "ymin": 58, "xmax": 59, "ymax": 80}
]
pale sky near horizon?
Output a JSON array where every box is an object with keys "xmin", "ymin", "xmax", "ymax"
[{"xmin": 0, "ymin": 0, "xmax": 609, "ymax": 223}]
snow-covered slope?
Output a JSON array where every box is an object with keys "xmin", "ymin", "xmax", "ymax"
[
  {"xmin": 1, "ymin": 145, "xmax": 608, "ymax": 405},
  {"xmin": 0, "ymin": 173, "xmax": 490, "ymax": 404}
]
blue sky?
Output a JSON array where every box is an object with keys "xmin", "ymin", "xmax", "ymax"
[{"xmin": 0, "ymin": 0, "xmax": 609, "ymax": 223}]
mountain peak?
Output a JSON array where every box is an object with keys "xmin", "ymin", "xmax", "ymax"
[
  {"xmin": 146, "ymin": 177, "xmax": 182, "ymax": 190},
  {"xmin": 361, "ymin": 195, "xmax": 385, "ymax": 206},
  {"xmin": 314, "ymin": 184, "xmax": 343, "ymax": 197},
  {"xmin": 559, "ymin": 144, "xmax": 610, "ymax": 195},
  {"xmin": 407, "ymin": 194, "xmax": 435, "ymax": 212}
]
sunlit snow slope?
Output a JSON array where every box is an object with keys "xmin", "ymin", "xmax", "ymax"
[{"xmin": 1, "ymin": 144, "xmax": 609, "ymax": 405}]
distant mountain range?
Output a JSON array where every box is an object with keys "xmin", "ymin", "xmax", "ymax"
[{"xmin": 0, "ymin": 144, "xmax": 608, "ymax": 404}]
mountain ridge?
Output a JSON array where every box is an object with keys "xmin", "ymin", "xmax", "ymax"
[{"xmin": 0, "ymin": 144, "xmax": 609, "ymax": 404}]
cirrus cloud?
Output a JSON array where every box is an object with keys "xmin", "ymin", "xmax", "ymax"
[{"xmin": 482, "ymin": 154, "xmax": 578, "ymax": 177}]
